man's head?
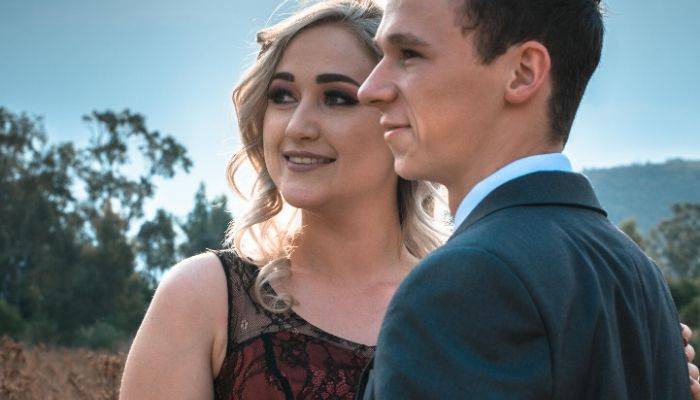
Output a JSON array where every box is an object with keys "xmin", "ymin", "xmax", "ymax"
[
  {"xmin": 359, "ymin": 0, "xmax": 603, "ymax": 195},
  {"xmin": 451, "ymin": 0, "xmax": 604, "ymax": 144}
]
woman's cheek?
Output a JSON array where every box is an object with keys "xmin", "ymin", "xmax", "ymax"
[{"xmin": 261, "ymin": 139, "xmax": 280, "ymax": 182}]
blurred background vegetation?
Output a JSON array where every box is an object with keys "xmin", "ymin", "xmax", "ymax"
[
  {"xmin": 0, "ymin": 107, "xmax": 230, "ymax": 351},
  {"xmin": 1, "ymin": 106, "xmax": 699, "ymax": 351},
  {"xmin": 620, "ymin": 205, "xmax": 700, "ymax": 333}
]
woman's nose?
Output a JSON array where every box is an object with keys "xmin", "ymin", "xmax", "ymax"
[{"xmin": 284, "ymin": 101, "xmax": 321, "ymax": 141}]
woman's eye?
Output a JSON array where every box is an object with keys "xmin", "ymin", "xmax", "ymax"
[
  {"xmin": 267, "ymin": 88, "xmax": 295, "ymax": 104},
  {"xmin": 324, "ymin": 90, "xmax": 359, "ymax": 106}
]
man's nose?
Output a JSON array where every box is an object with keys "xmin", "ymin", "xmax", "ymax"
[{"xmin": 358, "ymin": 60, "xmax": 396, "ymax": 109}]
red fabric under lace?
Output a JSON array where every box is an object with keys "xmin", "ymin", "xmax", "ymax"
[{"xmin": 211, "ymin": 250, "xmax": 374, "ymax": 400}]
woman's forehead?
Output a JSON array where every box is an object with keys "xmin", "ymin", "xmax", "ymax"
[{"xmin": 274, "ymin": 24, "xmax": 376, "ymax": 77}]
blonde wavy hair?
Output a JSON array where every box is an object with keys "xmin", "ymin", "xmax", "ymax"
[{"xmin": 226, "ymin": 0, "xmax": 450, "ymax": 312}]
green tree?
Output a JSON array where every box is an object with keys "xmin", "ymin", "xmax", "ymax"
[
  {"xmin": 0, "ymin": 109, "xmax": 81, "ymax": 328},
  {"xmin": 668, "ymin": 278, "xmax": 700, "ymax": 313},
  {"xmin": 619, "ymin": 219, "xmax": 647, "ymax": 251},
  {"xmin": 178, "ymin": 183, "xmax": 231, "ymax": 258},
  {"xmin": 651, "ymin": 203, "xmax": 700, "ymax": 334},
  {"xmin": 650, "ymin": 203, "xmax": 700, "ymax": 279},
  {"xmin": 679, "ymin": 297, "xmax": 700, "ymax": 330},
  {"xmin": 77, "ymin": 110, "xmax": 192, "ymax": 222},
  {"xmin": 0, "ymin": 107, "xmax": 192, "ymax": 347},
  {"xmin": 136, "ymin": 208, "xmax": 178, "ymax": 285},
  {"xmin": 0, "ymin": 298, "xmax": 25, "ymax": 337}
]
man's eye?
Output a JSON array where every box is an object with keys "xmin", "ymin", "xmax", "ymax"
[
  {"xmin": 267, "ymin": 88, "xmax": 295, "ymax": 104},
  {"xmin": 401, "ymin": 49, "xmax": 422, "ymax": 59},
  {"xmin": 324, "ymin": 90, "xmax": 359, "ymax": 106}
]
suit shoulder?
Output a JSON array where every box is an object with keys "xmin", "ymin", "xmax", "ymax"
[
  {"xmin": 404, "ymin": 245, "xmax": 534, "ymax": 299},
  {"xmin": 416, "ymin": 245, "xmax": 509, "ymax": 272}
]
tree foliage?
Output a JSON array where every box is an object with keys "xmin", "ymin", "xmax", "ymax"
[
  {"xmin": 650, "ymin": 203, "xmax": 700, "ymax": 279},
  {"xmin": 0, "ymin": 107, "xmax": 206, "ymax": 347},
  {"xmin": 619, "ymin": 219, "xmax": 647, "ymax": 251},
  {"xmin": 627, "ymin": 203, "xmax": 700, "ymax": 338},
  {"xmin": 178, "ymin": 183, "xmax": 230, "ymax": 258},
  {"xmin": 136, "ymin": 209, "xmax": 178, "ymax": 284}
]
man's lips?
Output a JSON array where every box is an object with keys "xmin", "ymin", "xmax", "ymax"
[
  {"xmin": 382, "ymin": 124, "xmax": 411, "ymax": 139},
  {"xmin": 380, "ymin": 118, "xmax": 411, "ymax": 136}
]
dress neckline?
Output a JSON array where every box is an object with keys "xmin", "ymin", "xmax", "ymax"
[
  {"xmin": 265, "ymin": 280, "xmax": 377, "ymax": 351},
  {"xmin": 286, "ymin": 308, "xmax": 376, "ymax": 351}
]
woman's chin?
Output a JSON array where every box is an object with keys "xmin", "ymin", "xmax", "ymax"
[{"xmin": 280, "ymin": 189, "xmax": 328, "ymax": 211}]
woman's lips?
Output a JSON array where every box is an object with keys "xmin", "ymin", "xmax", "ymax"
[{"xmin": 283, "ymin": 155, "xmax": 336, "ymax": 172}]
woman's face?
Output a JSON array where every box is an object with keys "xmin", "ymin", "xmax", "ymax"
[{"xmin": 263, "ymin": 24, "xmax": 396, "ymax": 211}]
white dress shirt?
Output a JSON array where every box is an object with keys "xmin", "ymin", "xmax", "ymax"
[{"xmin": 453, "ymin": 153, "xmax": 573, "ymax": 229}]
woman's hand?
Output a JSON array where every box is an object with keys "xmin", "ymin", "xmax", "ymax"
[{"xmin": 682, "ymin": 323, "xmax": 700, "ymax": 399}]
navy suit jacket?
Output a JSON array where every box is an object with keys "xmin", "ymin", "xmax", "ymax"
[{"xmin": 357, "ymin": 171, "xmax": 689, "ymax": 399}]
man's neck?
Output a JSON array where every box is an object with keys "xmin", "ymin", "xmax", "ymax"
[
  {"xmin": 450, "ymin": 152, "xmax": 573, "ymax": 229},
  {"xmin": 446, "ymin": 142, "xmax": 565, "ymax": 214}
]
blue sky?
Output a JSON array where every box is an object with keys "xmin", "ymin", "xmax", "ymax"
[{"xmin": 1, "ymin": 0, "xmax": 698, "ymax": 218}]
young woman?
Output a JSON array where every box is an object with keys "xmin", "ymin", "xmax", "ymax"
[{"xmin": 119, "ymin": 1, "xmax": 699, "ymax": 399}]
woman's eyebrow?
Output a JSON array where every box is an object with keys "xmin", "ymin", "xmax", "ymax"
[
  {"xmin": 316, "ymin": 73, "xmax": 361, "ymax": 86},
  {"xmin": 271, "ymin": 72, "xmax": 294, "ymax": 82}
]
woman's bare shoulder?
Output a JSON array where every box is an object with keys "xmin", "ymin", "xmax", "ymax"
[
  {"xmin": 150, "ymin": 252, "xmax": 227, "ymax": 327},
  {"xmin": 119, "ymin": 252, "xmax": 229, "ymax": 399},
  {"xmin": 160, "ymin": 252, "xmax": 227, "ymax": 305}
]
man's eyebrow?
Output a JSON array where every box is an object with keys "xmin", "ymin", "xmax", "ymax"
[
  {"xmin": 385, "ymin": 32, "xmax": 430, "ymax": 47},
  {"xmin": 316, "ymin": 73, "xmax": 361, "ymax": 86},
  {"xmin": 271, "ymin": 72, "xmax": 294, "ymax": 82}
]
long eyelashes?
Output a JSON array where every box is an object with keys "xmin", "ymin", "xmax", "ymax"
[
  {"xmin": 266, "ymin": 88, "xmax": 359, "ymax": 107},
  {"xmin": 267, "ymin": 88, "xmax": 294, "ymax": 104},
  {"xmin": 324, "ymin": 90, "xmax": 359, "ymax": 106}
]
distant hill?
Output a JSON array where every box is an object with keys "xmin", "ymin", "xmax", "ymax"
[{"xmin": 583, "ymin": 159, "xmax": 700, "ymax": 233}]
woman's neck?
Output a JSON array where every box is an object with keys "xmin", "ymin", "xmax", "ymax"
[{"xmin": 290, "ymin": 194, "xmax": 416, "ymax": 285}]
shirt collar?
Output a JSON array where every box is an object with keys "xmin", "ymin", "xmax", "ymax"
[{"xmin": 453, "ymin": 153, "xmax": 573, "ymax": 229}]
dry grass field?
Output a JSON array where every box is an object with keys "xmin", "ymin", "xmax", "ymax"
[{"xmin": 0, "ymin": 336, "xmax": 126, "ymax": 400}]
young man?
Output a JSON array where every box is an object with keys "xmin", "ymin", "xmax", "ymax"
[{"xmin": 355, "ymin": 0, "xmax": 692, "ymax": 398}]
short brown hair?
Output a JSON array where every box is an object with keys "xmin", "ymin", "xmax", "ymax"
[{"xmin": 454, "ymin": 0, "xmax": 604, "ymax": 144}]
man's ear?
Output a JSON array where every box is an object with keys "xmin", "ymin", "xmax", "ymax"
[{"xmin": 504, "ymin": 41, "xmax": 551, "ymax": 105}]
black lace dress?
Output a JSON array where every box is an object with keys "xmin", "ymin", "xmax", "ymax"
[{"xmin": 210, "ymin": 249, "xmax": 375, "ymax": 400}]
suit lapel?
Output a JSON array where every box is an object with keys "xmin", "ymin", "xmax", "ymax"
[{"xmin": 450, "ymin": 171, "xmax": 607, "ymax": 240}]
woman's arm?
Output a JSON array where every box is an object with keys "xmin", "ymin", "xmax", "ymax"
[{"xmin": 119, "ymin": 253, "xmax": 229, "ymax": 399}]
